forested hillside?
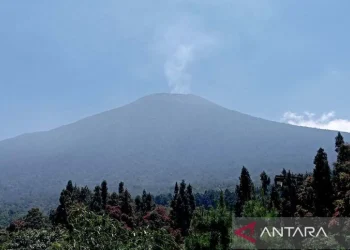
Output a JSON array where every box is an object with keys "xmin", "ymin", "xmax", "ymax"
[
  {"xmin": 1, "ymin": 132, "xmax": 350, "ymax": 249},
  {"xmin": 0, "ymin": 94, "xmax": 349, "ymax": 203}
]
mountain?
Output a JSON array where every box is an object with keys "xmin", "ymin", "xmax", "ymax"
[{"xmin": 0, "ymin": 93, "xmax": 348, "ymax": 201}]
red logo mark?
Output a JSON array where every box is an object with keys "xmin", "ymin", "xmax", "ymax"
[{"xmin": 234, "ymin": 221, "xmax": 257, "ymax": 244}]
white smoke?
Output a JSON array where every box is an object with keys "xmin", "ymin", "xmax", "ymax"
[
  {"xmin": 155, "ymin": 18, "xmax": 217, "ymax": 94},
  {"xmin": 164, "ymin": 44, "xmax": 194, "ymax": 94}
]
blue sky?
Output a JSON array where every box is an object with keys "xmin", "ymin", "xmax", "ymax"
[{"xmin": 1, "ymin": 0, "xmax": 350, "ymax": 140}]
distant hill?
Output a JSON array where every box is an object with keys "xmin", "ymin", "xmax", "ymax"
[{"xmin": 0, "ymin": 93, "xmax": 348, "ymax": 201}]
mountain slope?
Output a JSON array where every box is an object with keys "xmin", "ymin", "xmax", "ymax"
[{"xmin": 0, "ymin": 93, "xmax": 348, "ymax": 201}]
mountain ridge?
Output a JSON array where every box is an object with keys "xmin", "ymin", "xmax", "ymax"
[
  {"xmin": 0, "ymin": 93, "xmax": 348, "ymax": 202},
  {"xmin": 2, "ymin": 93, "xmax": 344, "ymax": 143}
]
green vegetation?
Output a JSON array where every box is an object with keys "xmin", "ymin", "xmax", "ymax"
[{"xmin": 0, "ymin": 132, "xmax": 350, "ymax": 249}]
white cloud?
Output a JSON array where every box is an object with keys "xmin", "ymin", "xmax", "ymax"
[
  {"xmin": 281, "ymin": 111, "xmax": 350, "ymax": 133},
  {"xmin": 153, "ymin": 17, "xmax": 218, "ymax": 94}
]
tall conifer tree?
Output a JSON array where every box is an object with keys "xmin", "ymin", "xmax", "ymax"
[
  {"xmin": 66, "ymin": 180, "xmax": 74, "ymax": 194},
  {"xmin": 335, "ymin": 132, "xmax": 344, "ymax": 153},
  {"xmin": 313, "ymin": 148, "xmax": 333, "ymax": 216},
  {"xmin": 101, "ymin": 180, "xmax": 108, "ymax": 209},
  {"xmin": 260, "ymin": 171, "xmax": 271, "ymax": 195},
  {"xmin": 234, "ymin": 185, "xmax": 242, "ymax": 217},
  {"xmin": 235, "ymin": 166, "xmax": 254, "ymax": 216},
  {"xmin": 90, "ymin": 185, "xmax": 102, "ymax": 212},
  {"xmin": 281, "ymin": 171, "xmax": 297, "ymax": 216},
  {"xmin": 121, "ymin": 189, "xmax": 133, "ymax": 216},
  {"xmin": 187, "ymin": 184, "xmax": 196, "ymax": 212}
]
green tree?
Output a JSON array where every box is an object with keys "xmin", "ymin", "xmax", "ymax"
[
  {"xmin": 135, "ymin": 195, "xmax": 142, "ymax": 213},
  {"xmin": 120, "ymin": 189, "xmax": 134, "ymax": 228},
  {"xmin": 333, "ymin": 137, "xmax": 350, "ymax": 210},
  {"xmin": 234, "ymin": 166, "xmax": 254, "ymax": 216},
  {"xmin": 224, "ymin": 189, "xmax": 235, "ymax": 210},
  {"xmin": 280, "ymin": 171, "xmax": 297, "ymax": 216},
  {"xmin": 121, "ymin": 189, "xmax": 133, "ymax": 217},
  {"xmin": 295, "ymin": 176, "xmax": 315, "ymax": 217},
  {"xmin": 146, "ymin": 193, "xmax": 154, "ymax": 212},
  {"xmin": 239, "ymin": 167, "xmax": 254, "ymax": 201},
  {"xmin": 65, "ymin": 205, "xmax": 179, "ymax": 250},
  {"xmin": 79, "ymin": 186, "xmax": 91, "ymax": 204},
  {"xmin": 101, "ymin": 180, "xmax": 108, "ymax": 209},
  {"xmin": 234, "ymin": 185, "xmax": 242, "ymax": 217},
  {"xmin": 141, "ymin": 190, "xmax": 148, "ymax": 213},
  {"xmin": 282, "ymin": 168, "xmax": 287, "ymax": 176},
  {"xmin": 66, "ymin": 180, "xmax": 74, "ymax": 194},
  {"xmin": 187, "ymin": 192, "xmax": 232, "ymax": 250},
  {"xmin": 337, "ymin": 144, "xmax": 350, "ymax": 164},
  {"xmin": 170, "ymin": 182, "xmax": 179, "ymax": 220},
  {"xmin": 118, "ymin": 181, "xmax": 125, "ymax": 207},
  {"xmin": 243, "ymin": 200, "xmax": 278, "ymax": 217},
  {"xmin": 260, "ymin": 171, "xmax": 271, "ymax": 196},
  {"xmin": 51, "ymin": 189, "xmax": 72, "ymax": 225},
  {"xmin": 171, "ymin": 180, "xmax": 195, "ymax": 236},
  {"xmin": 118, "ymin": 181, "xmax": 124, "ymax": 195},
  {"xmin": 217, "ymin": 191, "xmax": 231, "ymax": 249},
  {"xmin": 335, "ymin": 132, "xmax": 344, "ymax": 153},
  {"xmin": 269, "ymin": 184, "xmax": 280, "ymax": 211},
  {"xmin": 187, "ymin": 184, "xmax": 196, "ymax": 212},
  {"xmin": 90, "ymin": 186, "xmax": 102, "ymax": 212},
  {"xmin": 109, "ymin": 192, "xmax": 118, "ymax": 206},
  {"xmin": 313, "ymin": 148, "xmax": 333, "ymax": 216},
  {"xmin": 219, "ymin": 190, "xmax": 225, "ymax": 210},
  {"xmin": 23, "ymin": 208, "xmax": 49, "ymax": 230}
]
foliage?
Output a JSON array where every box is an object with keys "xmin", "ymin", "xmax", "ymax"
[
  {"xmin": 171, "ymin": 180, "xmax": 196, "ymax": 236},
  {"xmin": 312, "ymin": 148, "xmax": 333, "ymax": 216},
  {"xmin": 2, "ymin": 228, "xmax": 66, "ymax": 250},
  {"xmin": 186, "ymin": 191, "xmax": 232, "ymax": 250},
  {"xmin": 234, "ymin": 166, "xmax": 254, "ymax": 217},
  {"xmin": 1, "ymin": 132, "xmax": 350, "ymax": 249},
  {"xmin": 242, "ymin": 200, "xmax": 278, "ymax": 217}
]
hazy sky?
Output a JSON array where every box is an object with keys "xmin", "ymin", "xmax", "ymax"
[{"xmin": 1, "ymin": 1, "xmax": 350, "ymax": 140}]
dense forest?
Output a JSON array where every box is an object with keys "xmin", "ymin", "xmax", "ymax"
[{"xmin": 0, "ymin": 132, "xmax": 350, "ymax": 249}]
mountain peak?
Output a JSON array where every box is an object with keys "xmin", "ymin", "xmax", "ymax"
[{"xmin": 134, "ymin": 93, "xmax": 217, "ymax": 107}]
